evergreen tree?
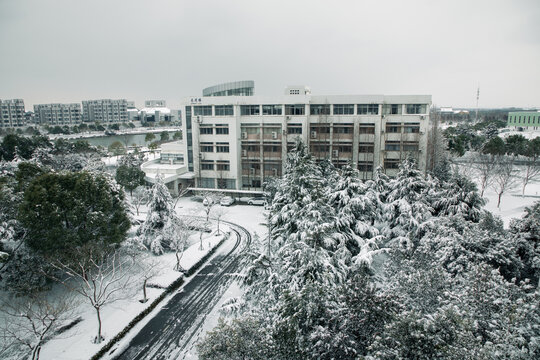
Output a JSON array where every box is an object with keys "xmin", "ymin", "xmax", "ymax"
[
  {"xmin": 19, "ymin": 171, "xmax": 130, "ymax": 259},
  {"xmin": 137, "ymin": 175, "xmax": 180, "ymax": 254}
]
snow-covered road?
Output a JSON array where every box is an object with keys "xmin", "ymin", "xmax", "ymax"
[{"xmin": 110, "ymin": 221, "xmax": 251, "ymax": 360}]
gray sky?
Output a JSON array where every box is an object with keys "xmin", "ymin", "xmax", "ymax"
[{"xmin": 1, "ymin": 0, "xmax": 539, "ymax": 109}]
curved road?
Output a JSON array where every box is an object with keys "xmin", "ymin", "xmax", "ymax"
[{"xmin": 111, "ymin": 221, "xmax": 250, "ymax": 360}]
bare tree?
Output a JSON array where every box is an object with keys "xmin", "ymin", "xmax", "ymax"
[
  {"xmin": 131, "ymin": 185, "xmax": 150, "ymax": 216},
  {"xmin": 491, "ymin": 157, "xmax": 519, "ymax": 208},
  {"xmin": 213, "ymin": 207, "xmax": 228, "ymax": 235},
  {"xmin": 136, "ymin": 253, "xmax": 165, "ymax": 303},
  {"xmin": 48, "ymin": 247, "xmax": 135, "ymax": 344},
  {"xmin": 170, "ymin": 218, "xmax": 193, "ymax": 272},
  {"xmin": 172, "ymin": 186, "xmax": 190, "ymax": 209},
  {"xmin": 521, "ymin": 155, "xmax": 540, "ymax": 196},
  {"xmin": 472, "ymin": 153, "xmax": 498, "ymax": 197},
  {"xmin": 200, "ymin": 191, "xmax": 222, "ymax": 222},
  {"xmin": 0, "ymin": 293, "xmax": 77, "ymax": 360}
]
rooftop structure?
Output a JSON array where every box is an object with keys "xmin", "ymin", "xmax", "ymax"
[{"xmin": 202, "ymin": 80, "xmax": 254, "ymax": 97}]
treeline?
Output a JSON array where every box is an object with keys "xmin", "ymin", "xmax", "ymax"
[{"xmin": 198, "ymin": 141, "xmax": 540, "ymax": 359}]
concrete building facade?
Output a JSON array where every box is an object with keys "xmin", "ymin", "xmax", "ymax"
[
  {"xmin": 82, "ymin": 99, "xmax": 128, "ymax": 123},
  {"xmin": 0, "ymin": 99, "xmax": 25, "ymax": 128},
  {"xmin": 507, "ymin": 111, "xmax": 540, "ymax": 129},
  {"xmin": 34, "ymin": 103, "xmax": 82, "ymax": 126},
  {"xmin": 180, "ymin": 85, "xmax": 431, "ymax": 191}
]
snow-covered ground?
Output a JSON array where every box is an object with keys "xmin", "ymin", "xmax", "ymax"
[
  {"xmin": 6, "ymin": 167, "xmax": 538, "ymax": 360},
  {"xmin": 34, "ymin": 199, "xmax": 266, "ymax": 360}
]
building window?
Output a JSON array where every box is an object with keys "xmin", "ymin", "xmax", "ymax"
[
  {"xmin": 201, "ymin": 143, "xmax": 213, "ymax": 152},
  {"xmin": 358, "ymin": 161, "xmax": 373, "ymax": 172},
  {"xmin": 217, "ymin": 178, "xmax": 236, "ymax": 189},
  {"xmin": 215, "ymin": 105, "xmax": 233, "ymax": 116},
  {"xmin": 200, "ymin": 126, "xmax": 213, "ymax": 135},
  {"xmin": 193, "ymin": 106, "xmax": 212, "ymax": 116},
  {"xmin": 262, "ymin": 105, "xmax": 282, "ymax": 115},
  {"xmin": 201, "ymin": 161, "xmax": 214, "ymax": 170},
  {"xmin": 383, "ymin": 104, "xmax": 402, "ymax": 115},
  {"xmin": 385, "ymin": 123, "xmax": 401, "ymax": 133},
  {"xmin": 334, "ymin": 125, "xmax": 353, "ymax": 134},
  {"xmin": 385, "ymin": 141, "xmax": 400, "ymax": 151},
  {"xmin": 240, "ymin": 105, "xmax": 260, "ymax": 116},
  {"xmin": 333, "ymin": 104, "xmax": 354, "ymax": 115},
  {"xmin": 358, "ymin": 104, "xmax": 379, "ymax": 115},
  {"xmin": 384, "ymin": 160, "xmax": 400, "ymax": 169},
  {"xmin": 285, "ymin": 104, "xmax": 305, "ymax": 115},
  {"xmin": 216, "ymin": 161, "xmax": 230, "ymax": 171},
  {"xmin": 403, "ymin": 142, "xmax": 419, "ymax": 152},
  {"xmin": 359, "ymin": 124, "xmax": 375, "ymax": 134},
  {"xmin": 287, "ymin": 125, "xmax": 302, "ymax": 134},
  {"xmin": 336, "ymin": 145, "xmax": 352, "ymax": 153},
  {"xmin": 404, "ymin": 124, "xmax": 420, "ymax": 133},
  {"xmin": 215, "ymin": 126, "xmax": 229, "ymax": 134},
  {"xmin": 216, "ymin": 144, "xmax": 230, "ymax": 153},
  {"xmin": 310, "ymin": 104, "xmax": 330, "ymax": 115},
  {"xmin": 200, "ymin": 177, "xmax": 215, "ymax": 188},
  {"xmin": 359, "ymin": 143, "xmax": 374, "ymax": 153},
  {"xmin": 406, "ymin": 104, "xmax": 427, "ymax": 114},
  {"xmin": 263, "ymin": 145, "xmax": 280, "ymax": 152}
]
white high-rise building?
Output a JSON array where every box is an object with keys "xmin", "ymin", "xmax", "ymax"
[
  {"xmin": 179, "ymin": 82, "xmax": 431, "ymax": 191},
  {"xmin": 0, "ymin": 99, "xmax": 25, "ymax": 128},
  {"xmin": 82, "ymin": 99, "xmax": 128, "ymax": 123},
  {"xmin": 34, "ymin": 103, "xmax": 82, "ymax": 126}
]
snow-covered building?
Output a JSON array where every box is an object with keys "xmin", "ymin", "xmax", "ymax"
[
  {"xmin": 139, "ymin": 100, "xmax": 180, "ymax": 123},
  {"xmin": 82, "ymin": 99, "xmax": 129, "ymax": 123},
  {"xmin": 141, "ymin": 141, "xmax": 194, "ymax": 195},
  {"xmin": 179, "ymin": 82, "xmax": 431, "ymax": 190},
  {"xmin": 34, "ymin": 103, "xmax": 82, "ymax": 126},
  {"xmin": 0, "ymin": 99, "xmax": 25, "ymax": 128}
]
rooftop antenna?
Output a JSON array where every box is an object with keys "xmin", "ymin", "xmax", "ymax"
[{"xmin": 475, "ymin": 85, "xmax": 480, "ymax": 122}]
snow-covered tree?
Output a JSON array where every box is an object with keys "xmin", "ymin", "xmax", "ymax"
[
  {"xmin": 0, "ymin": 293, "xmax": 77, "ymax": 360},
  {"xmin": 491, "ymin": 156, "xmax": 519, "ymax": 208},
  {"xmin": 137, "ymin": 175, "xmax": 180, "ymax": 255},
  {"xmin": 383, "ymin": 157, "xmax": 435, "ymax": 248},
  {"xmin": 432, "ymin": 168, "xmax": 486, "ymax": 222},
  {"xmin": 48, "ymin": 246, "xmax": 135, "ymax": 344}
]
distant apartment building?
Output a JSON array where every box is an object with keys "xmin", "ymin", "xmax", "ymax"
[
  {"xmin": 507, "ymin": 111, "xmax": 540, "ymax": 130},
  {"xmin": 82, "ymin": 99, "xmax": 128, "ymax": 123},
  {"xmin": 34, "ymin": 103, "xmax": 82, "ymax": 126},
  {"xmin": 0, "ymin": 99, "xmax": 25, "ymax": 128},
  {"xmin": 179, "ymin": 82, "xmax": 431, "ymax": 191},
  {"xmin": 140, "ymin": 100, "xmax": 180, "ymax": 123}
]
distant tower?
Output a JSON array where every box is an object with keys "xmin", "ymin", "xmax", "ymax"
[{"xmin": 475, "ymin": 86, "xmax": 480, "ymax": 122}]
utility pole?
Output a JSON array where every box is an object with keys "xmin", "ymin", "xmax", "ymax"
[{"xmin": 475, "ymin": 86, "xmax": 480, "ymax": 123}]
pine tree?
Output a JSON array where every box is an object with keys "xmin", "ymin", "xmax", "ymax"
[{"xmin": 137, "ymin": 175, "xmax": 180, "ymax": 254}]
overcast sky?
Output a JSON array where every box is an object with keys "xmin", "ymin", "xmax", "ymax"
[{"xmin": 1, "ymin": 0, "xmax": 539, "ymax": 109}]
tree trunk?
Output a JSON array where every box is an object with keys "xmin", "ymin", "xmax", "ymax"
[
  {"xmin": 95, "ymin": 307, "xmax": 103, "ymax": 343},
  {"xmin": 143, "ymin": 279, "xmax": 148, "ymax": 302},
  {"xmin": 217, "ymin": 219, "xmax": 220, "ymax": 234},
  {"xmin": 32, "ymin": 345, "xmax": 41, "ymax": 360},
  {"xmin": 497, "ymin": 192, "xmax": 502, "ymax": 208},
  {"xmin": 199, "ymin": 231, "xmax": 204, "ymax": 250}
]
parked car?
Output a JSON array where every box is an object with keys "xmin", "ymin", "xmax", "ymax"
[
  {"xmin": 247, "ymin": 197, "xmax": 266, "ymax": 206},
  {"xmin": 220, "ymin": 196, "xmax": 235, "ymax": 206}
]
